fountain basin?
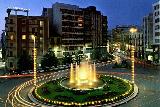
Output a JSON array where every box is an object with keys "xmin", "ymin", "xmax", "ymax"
[
  {"xmin": 60, "ymin": 77, "xmax": 105, "ymax": 90},
  {"xmin": 33, "ymin": 75, "xmax": 134, "ymax": 106}
]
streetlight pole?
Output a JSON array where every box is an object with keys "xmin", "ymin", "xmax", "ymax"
[
  {"xmin": 33, "ymin": 35, "xmax": 37, "ymax": 87},
  {"xmin": 129, "ymin": 28, "xmax": 137, "ymax": 84},
  {"xmin": 131, "ymin": 45, "xmax": 135, "ymax": 84}
]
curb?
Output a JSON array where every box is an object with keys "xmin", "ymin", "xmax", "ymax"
[{"xmin": 28, "ymin": 84, "xmax": 138, "ymax": 107}]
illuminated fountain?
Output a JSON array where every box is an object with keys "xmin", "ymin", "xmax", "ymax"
[
  {"xmin": 70, "ymin": 62, "xmax": 97, "ymax": 85},
  {"xmin": 27, "ymin": 60, "xmax": 137, "ymax": 106}
]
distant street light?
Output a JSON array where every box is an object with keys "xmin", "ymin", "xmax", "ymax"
[{"xmin": 129, "ymin": 28, "xmax": 137, "ymax": 34}]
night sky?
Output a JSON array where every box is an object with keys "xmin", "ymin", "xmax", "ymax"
[{"xmin": 0, "ymin": 0, "xmax": 158, "ymax": 34}]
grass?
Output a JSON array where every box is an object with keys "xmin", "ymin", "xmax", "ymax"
[{"xmin": 36, "ymin": 75, "xmax": 131, "ymax": 103}]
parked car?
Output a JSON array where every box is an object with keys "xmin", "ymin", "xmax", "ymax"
[
  {"xmin": 28, "ymin": 70, "xmax": 33, "ymax": 74},
  {"xmin": 21, "ymin": 71, "xmax": 28, "ymax": 74},
  {"xmin": 39, "ymin": 69, "xmax": 44, "ymax": 73},
  {"xmin": 53, "ymin": 68, "xmax": 58, "ymax": 70}
]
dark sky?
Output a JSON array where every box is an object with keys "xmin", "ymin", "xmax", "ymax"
[{"xmin": 0, "ymin": 0, "xmax": 158, "ymax": 34}]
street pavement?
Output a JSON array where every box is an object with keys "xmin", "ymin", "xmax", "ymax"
[
  {"xmin": 97, "ymin": 63, "xmax": 160, "ymax": 107},
  {"xmin": 0, "ymin": 63, "xmax": 160, "ymax": 107}
]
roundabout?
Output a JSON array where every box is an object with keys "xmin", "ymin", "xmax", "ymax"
[
  {"xmin": 31, "ymin": 75, "xmax": 135, "ymax": 106},
  {"xmin": 5, "ymin": 61, "xmax": 138, "ymax": 107}
]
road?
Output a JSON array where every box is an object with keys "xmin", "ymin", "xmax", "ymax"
[{"xmin": 0, "ymin": 63, "xmax": 160, "ymax": 107}]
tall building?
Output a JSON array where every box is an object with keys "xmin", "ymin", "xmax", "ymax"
[
  {"xmin": 102, "ymin": 16, "xmax": 108, "ymax": 46},
  {"xmin": 52, "ymin": 2, "xmax": 84, "ymax": 52},
  {"xmin": 42, "ymin": 2, "xmax": 108, "ymax": 54},
  {"xmin": 1, "ymin": 30, "xmax": 6, "ymax": 60},
  {"xmin": 5, "ymin": 8, "xmax": 49, "ymax": 70},
  {"xmin": 153, "ymin": 1, "xmax": 160, "ymax": 63},
  {"xmin": 143, "ymin": 13, "xmax": 153, "ymax": 60},
  {"xmin": 112, "ymin": 25, "xmax": 134, "ymax": 50},
  {"xmin": 83, "ymin": 6, "xmax": 106, "ymax": 48},
  {"xmin": 112, "ymin": 25, "xmax": 144, "ymax": 59},
  {"xmin": 129, "ymin": 29, "xmax": 144, "ymax": 59}
]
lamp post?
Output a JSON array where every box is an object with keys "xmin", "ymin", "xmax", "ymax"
[
  {"xmin": 32, "ymin": 35, "xmax": 37, "ymax": 87},
  {"xmin": 129, "ymin": 28, "xmax": 137, "ymax": 84}
]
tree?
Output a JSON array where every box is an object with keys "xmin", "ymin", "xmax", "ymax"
[
  {"xmin": 62, "ymin": 54, "xmax": 73, "ymax": 65},
  {"xmin": 17, "ymin": 51, "xmax": 33, "ymax": 71},
  {"xmin": 41, "ymin": 50, "xmax": 58, "ymax": 70},
  {"xmin": 91, "ymin": 48, "xmax": 101, "ymax": 60},
  {"xmin": 91, "ymin": 47, "xmax": 114, "ymax": 61}
]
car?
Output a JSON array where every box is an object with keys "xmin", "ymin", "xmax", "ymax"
[
  {"xmin": 53, "ymin": 68, "xmax": 58, "ymax": 70},
  {"xmin": 49, "ymin": 68, "xmax": 54, "ymax": 71},
  {"xmin": 28, "ymin": 70, "xmax": 33, "ymax": 74},
  {"xmin": 21, "ymin": 71, "xmax": 28, "ymax": 74},
  {"xmin": 39, "ymin": 69, "xmax": 44, "ymax": 73}
]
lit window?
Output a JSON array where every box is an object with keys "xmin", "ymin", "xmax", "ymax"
[
  {"xmin": 78, "ymin": 17, "xmax": 83, "ymax": 22},
  {"xmin": 40, "ymin": 21, "xmax": 44, "ymax": 27},
  {"xmin": 40, "ymin": 37, "xmax": 43, "ymax": 42},
  {"xmin": 78, "ymin": 23, "xmax": 82, "ymax": 27},
  {"xmin": 10, "ymin": 35, "xmax": 14, "ymax": 40},
  {"xmin": 30, "ymin": 35, "xmax": 35, "ymax": 40},
  {"xmin": 22, "ymin": 35, "xmax": 26, "ymax": 40}
]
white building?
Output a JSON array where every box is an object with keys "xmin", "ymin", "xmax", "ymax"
[
  {"xmin": 143, "ymin": 13, "xmax": 153, "ymax": 60},
  {"xmin": 0, "ymin": 49, "xmax": 2, "ymax": 59},
  {"xmin": 153, "ymin": 1, "xmax": 160, "ymax": 63}
]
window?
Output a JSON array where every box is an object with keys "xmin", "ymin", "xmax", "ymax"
[
  {"xmin": 10, "ymin": 43, "xmax": 13, "ymax": 47},
  {"xmin": 29, "ymin": 35, "xmax": 34, "ymax": 40},
  {"xmin": 10, "ymin": 19, "xmax": 13, "ymax": 24},
  {"xmin": 10, "ymin": 62, "xmax": 13, "ymax": 67},
  {"xmin": 155, "ymin": 39, "xmax": 160, "ymax": 43},
  {"xmin": 10, "ymin": 35, "xmax": 14, "ymax": 40},
  {"xmin": 78, "ymin": 23, "xmax": 83, "ymax": 27},
  {"xmin": 155, "ymin": 11, "xmax": 159, "ymax": 16},
  {"xmin": 10, "ymin": 51, "xmax": 13, "ymax": 57},
  {"xmin": 40, "ymin": 21, "xmax": 44, "ymax": 27},
  {"xmin": 22, "ymin": 20, "xmax": 26, "ymax": 24},
  {"xmin": 22, "ymin": 35, "xmax": 26, "ymax": 40},
  {"xmin": 155, "ymin": 25, "xmax": 160, "ymax": 30},
  {"xmin": 40, "ymin": 30, "xmax": 43, "ymax": 34},
  {"xmin": 78, "ymin": 17, "xmax": 83, "ymax": 22},
  {"xmin": 40, "ymin": 37, "xmax": 43, "ymax": 42},
  {"xmin": 10, "ymin": 27, "xmax": 13, "ymax": 32},
  {"xmin": 22, "ymin": 27, "xmax": 26, "ymax": 32},
  {"xmin": 154, "ymin": 5, "xmax": 159, "ymax": 10},
  {"xmin": 32, "ymin": 28, "xmax": 35, "ymax": 33},
  {"xmin": 155, "ymin": 18, "xmax": 159, "ymax": 23},
  {"xmin": 155, "ymin": 32, "xmax": 160, "ymax": 36}
]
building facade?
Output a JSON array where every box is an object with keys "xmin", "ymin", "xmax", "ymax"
[
  {"xmin": 52, "ymin": 3, "xmax": 84, "ymax": 53},
  {"xmin": 112, "ymin": 25, "xmax": 144, "ymax": 59},
  {"xmin": 153, "ymin": 1, "xmax": 160, "ymax": 63},
  {"xmin": 143, "ymin": 13, "xmax": 153, "ymax": 61},
  {"xmin": 129, "ymin": 30, "xmax": 144, "ymax": 59},
  {"xmin": 1, "ymin": 30, "xmax": 6, "ymax": 60},
  {"xmin": 5, "ymin": 9, "xmax": 49, "ymax": 70},
  {"xmin": 43, "ymin": 2, "xmax": 108, "ymax": 54}
]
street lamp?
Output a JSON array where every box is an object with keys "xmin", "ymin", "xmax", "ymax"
[
  {"xmin": 129, "ymin": 28, "xmax": 137, "ymax": 84},
  {"xmin": 32, "ymin": 35, "xmax": 37, "ymax": 87}
]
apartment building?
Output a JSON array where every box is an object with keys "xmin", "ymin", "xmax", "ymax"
[
  {"xmin": 153, "ymin": 1, "xmax": 160, "ymax": 63},
  {"xmin": 42, "ymin": 2, "xmax": 108, "ymax": 54},
  {"xmin": 143, "ymin": 13, "xmax": 153, "ymax": 60},
  {"xmin": 112, "ymin": 25, "xmax": 144, "ymax": 59},
  {"xmin": 52, "ymin": 3, "xmax": 84, "ymax": 52},
  {"xmin": 5, "ymin": 9, "xmax": 49, "ymax": 70}
]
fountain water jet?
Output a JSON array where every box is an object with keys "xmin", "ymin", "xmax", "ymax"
[{"xmin": 69, "ymin": 62, "xmax": 97, "ymax": 89}]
